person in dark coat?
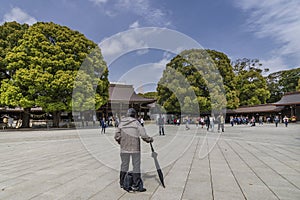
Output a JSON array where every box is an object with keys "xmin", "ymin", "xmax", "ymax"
[
  {"xmin": 100, "ymin": 118, "xmax": 106, "ymax": 133},
  {"xmin": 283, "ymin": 116, "xmax": 289, "ymax": 127},
  {"xmin": 205, "ymin": 115, "xmax": 210, "ymax": 131},
  {"xmin": 274, "ymin": 116, "xmax": 280, "ymax": 127}
]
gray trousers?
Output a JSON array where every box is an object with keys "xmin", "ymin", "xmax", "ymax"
[{"xmin": 120, "ymin": 153, "xmax": 141, "ymax": 187}]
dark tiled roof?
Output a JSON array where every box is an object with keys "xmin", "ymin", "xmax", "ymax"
[
  {"xmin": 233, "ymin": 104, "xmax": 284, "ymax": 114},
  {"xmin": 109, "ymin": 83, "xmax": 155, "ymax": 103},
  {"xmin": 273, "ymin": 92, "xmax": 300, "ymax": 105}
]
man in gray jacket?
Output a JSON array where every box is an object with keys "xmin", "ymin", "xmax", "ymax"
[{"xmin": 115, "ymin": 108, "xmax": 153, "ymax": 192}]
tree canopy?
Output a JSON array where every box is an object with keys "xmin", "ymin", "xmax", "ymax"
[
  {"xmin": 232, "ymin": 58, "xmax": 270, "ymax": 106},
  {"xmin": 0, "ymin": 22, "xmax": 29, "ymax": 81},
  {"xmin": 156, "ymin": 49, "xmax": 235, "ymax": 115},
  {"xmin": 156, "ymin": 50, "xmax": 298, "ymax": 114},
  {"xmin": 266, "ymin": 68, "xmax": 300, "ymax": 103},
  {"xmin": 0, "ymin": 22, "xmax": 109, "ymax": 127}
]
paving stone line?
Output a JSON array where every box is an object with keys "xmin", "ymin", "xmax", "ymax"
[
  {"xmin": 223, "ymin": 139, "xmax": 280, "ymax": 200},
  {"xmin": 235, "ymin": 141, "xmax": 300, "ymax": 190},
  {"xmin": 230, "ymin": 140, "xmax": 300, "ymax": 199},
  {"xmin": 149, "ymin": 135, "xmax": 200, "ymax": 200},
  {"xmin": 208, "ymin": 136, "xmax": 247, "ymax": 200},
  {"xmin": 260, "ymin": 143, "xmax": 300, "ymax": 163},
  {"xmin": 206, "ymin": 136, "xmax": 215, "ymax": 200},
  {"xmin": 219, "ymin": 139, "xmax": 279, "ymax": 200},
  {"xmin": 180, "ymin": 134, "xmax": 202, "ymax": 200},
  {"xmin": 217, "ymin": 140, "xmax": 247, "ymax": 199},
  {"xmin": 181, "ymin": 134, "xmax": 213, "ymax": 200},
  {"xmin": 247, "ymin": 142, "xmax": 300, "ymax": 174}
]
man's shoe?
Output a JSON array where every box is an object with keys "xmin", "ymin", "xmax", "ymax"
[
  {"xmin": 132, "ymin": 187, "xmax": 146, "ymax": 192},
  {"xmin": 139, "ymin": 188, "xmax": 147, "ymax": 192}
]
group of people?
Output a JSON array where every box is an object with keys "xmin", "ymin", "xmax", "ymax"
[
  {"xmin": 166, "ymin": 114, "xmax": 226, "ymax": 132},
  {"xmin": 229, "ymin": 115, "xmax": 291, "ymax": 127},
  {"xmin": 99, "ymin": 116, "xmax": 120, "ymax": 133},
  {"xmin": 202, "ymin": 114, "xmax": 225, "ymax": 132}
]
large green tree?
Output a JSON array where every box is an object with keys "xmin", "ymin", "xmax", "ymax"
[
  {"xmin": 0, "ymin": 22, "xmax": 29, "ymax": 83},
  {"xmin": 0, "ymin": 22, "xmax": 109, "ymax": 127},
  {"xmin": 266, "ymin": 71, "xmax": 284, "ymax": 103},
  {"xmin": 266, "ymin": 68, "xmax": 300, "ymax": 103},
  {"xmin": 233, "ymin": 58, "xmax": 270, "ymax": 106},
  {"xmin": 206, "ymin": 50, "xmax": 239, "ymax": 109},
  {"xmin": 279, "ymin": 68, "xmax": 300, "ymax": 93},
  {"xmin": 157, "ymin": 49, "xmax": 236, "ymax": 115},
  {"xmin": 72, "ymin": 47, "xmax": 109, "ymax": 116}
]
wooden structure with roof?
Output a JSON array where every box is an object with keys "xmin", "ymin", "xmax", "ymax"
[
  {"xmin": 227, "ymin": 91, "xmax": 300, "ymax": 122},
  {"xmin": 231, "ymin": 104, "xmax": 284, "ymax": 115},
  {"xmin": 273, "ymin": 91, "xmax": 300, "ymax": 121},
  {"xmin": 98, "ymin": 83, "xmax": 155, "ymax": 119}
]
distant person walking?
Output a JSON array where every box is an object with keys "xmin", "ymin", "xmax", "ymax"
[
  {"xmin": 140, "ymin": 117, "xmax": 144, "ymax": 127},
  {"xmin": 259, "ymin": 116, "xmax": 263, "ymax": 125},
  {"xmin": 205, "ymin": 116, "xmax": 210, "ymax": 131},
  {"xmin": 115, "ymin": 116, "xmax": 119, "ymax": 127},
  {"xmin": 8, "ymin": 116, "xmax": 13, "ymax": 128},
  {"xmin": 230, "ymin": 116, "xmax": 234, "ymax": 126},
  {"xmin": 185, "ymin": 117, "xmax": 190, "ymax": 130},
  {"xmin": 274, "ymin": 116, "xmax": 280, "ymax": 127},
  {"xmin": 158, "ymin": 115, "xmax": 165, "ymax": 135},
  {"xmin": 177, "ymin": 118, "xmax": 180, "ymax": 126},
  {"xmin": 283, "ymin": 116, "xmax": 289, "ymax": 127},
  {"xmin": 100, "ymin": 117, "xmax": 106, "ymax": 133},
  {"xmin": 200, "ymin": 117, "xmax": 205, "ymax": 128},
  {"xmin": 250, "ymin": 117, "xmax": 256, "ymax": 127},
  {"xmin": 209, "ymin": 114, "xmax": 215, "ymax": 132},
  {"xmin": 217, "ymin": 113, "xmax": 225, "ymax": 132}
]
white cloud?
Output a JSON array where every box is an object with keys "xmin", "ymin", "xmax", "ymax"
[
  {"xmin": 99, "ymin": 27, "xmax": 202, "ymax": 65},
  {"xmin": 129, "ymin": 20, "xmax": 139, "ymax": 29},
  {"xmin": 234, "ymin": 0, "xmax": 300, "ymax": 67},
  {"xmin": 117, "ymin": 0, "xmax": 169, "ymax": 26},
  {"xmin": 152, "ymin": 57, "xmax": 170, "ymax": 69},
  {"xmin": 116, "ymin": 55, "xmax": 177, "ymax": 92},
  {"xmin": 101, "ymin": 28, "xmax": 203, "ymax": 92},
  {"xmin": 104, "ymin": 10, "xmax": 117, "ymax": 17},
  {"xmin": 89, "ymin": 0, "xmax": 108, "ymax": 5},
  {"xmin": 99, "ymin": 30, "xmax": 148, "ymax": 64},
  {"xmin": 91, "ymin": 0, "xmax": 171, "ymax": 26},
  {"xmin": 117, "ymin": 58, "xmax": 170, "ymax": 92},
  {"xmin": 260, "ymin": 57, "xmax": 289, "ymax": 75},
  {"xmin": 1, "ymin": 7, "xmax": 37, "ymax": 25},
  {"xmin": 136, "ymin": 49, "xmax": 149, "ymax": 55}
]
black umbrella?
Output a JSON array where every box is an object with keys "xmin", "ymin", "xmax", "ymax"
[{"xmin": 150, "ymin": 142, "xmax": 165, "ymax": 188}]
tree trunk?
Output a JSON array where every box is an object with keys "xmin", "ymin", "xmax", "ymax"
[
  {"xmin": 21, "ymin": 108, "xmax": 31, "ymax": 128},
  {"xmin": 52, "ymin": 111, "xmax": 61, "ymax": 128}
]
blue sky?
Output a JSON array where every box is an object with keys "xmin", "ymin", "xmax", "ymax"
[{"xmin": 1, "ymin": 0, "xmax": 299, "ymax": 92}]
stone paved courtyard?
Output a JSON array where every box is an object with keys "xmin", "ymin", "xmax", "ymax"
[{"xmin": 0, "ymin": 123, "xmax": 299, "ymax": 200}]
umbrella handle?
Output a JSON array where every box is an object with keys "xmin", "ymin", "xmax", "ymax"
[{"xmin": 150, "ymin": 142, "xmax": 154, "ymax": 152}]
